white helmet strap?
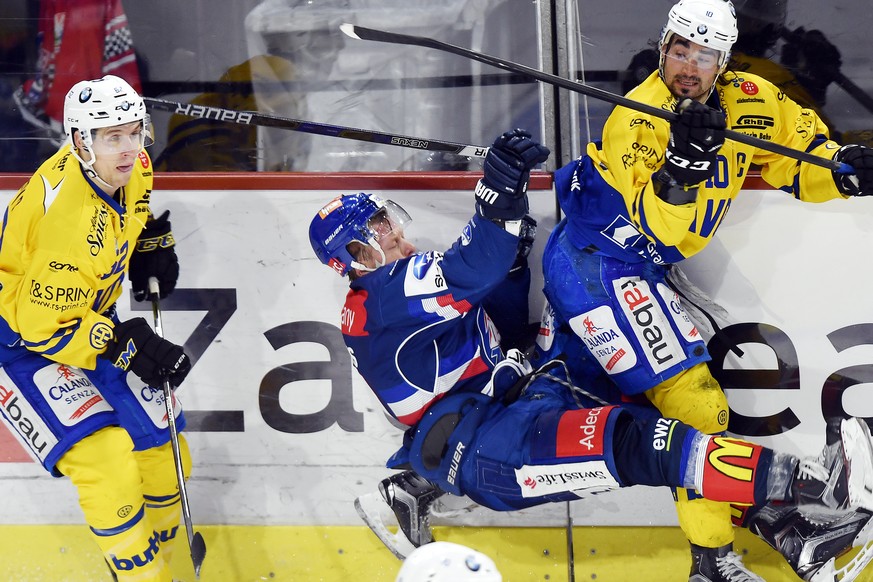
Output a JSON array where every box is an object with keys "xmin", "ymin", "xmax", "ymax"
[
  {"xmin": 349, "ymin": 238, "xmax": 387, "ymax": 273},
  {"xmin": 71, "ymin": 129, "xmax": 115, "ymax": 192}
]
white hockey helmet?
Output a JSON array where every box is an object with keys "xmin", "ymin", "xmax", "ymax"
[
  {"xmin": 63, "ymin": 75, "xmax": 152, "ymax": 148},
  {"xmin": 659, "ymin": 0, "xmax": 738, "ymax": 76},
  {"xmin": 63, "ymin": 75, "xmax": 153, "ymax": 187},
  {"xmin": 395, "ymin": 542, "xmax": 502, "ymax": 582}
]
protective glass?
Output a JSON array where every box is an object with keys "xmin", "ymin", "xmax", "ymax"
[
  {"xmin": 661, "ymin": 43, "xmax": 723, "ymax": 72},
  {"xmin": 364, "ymin": 200, "xmax": 411, "ymax": 242},
  {"xmin": 90, "ymin": 116, "xmax": 155, "ymax": 153}
]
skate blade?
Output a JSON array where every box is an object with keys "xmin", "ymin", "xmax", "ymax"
[
  {"xmin": 842, "ymin": 418, "xmax": 873, "ymax": 512},
  {"xmin": 809, "ymin": 517, "xmax": 873, "ymax": 582},
  {"xmin": 354, "ymin": 493, "xmax": 418, "ymax": 560}
]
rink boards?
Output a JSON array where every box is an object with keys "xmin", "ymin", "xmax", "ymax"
[{"xmin": 0, "ymin": 176, "xmax": 870, "ymax": 580}]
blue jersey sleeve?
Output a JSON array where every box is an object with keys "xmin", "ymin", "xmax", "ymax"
[{"xmin": 342, "ymin": 213, "xmax": 522, "ymax": 426}]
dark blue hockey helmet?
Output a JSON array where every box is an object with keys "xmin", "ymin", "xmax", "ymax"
[{"xmin": 309, "ymin": 193, "xmax": 411, "ymax": 276}]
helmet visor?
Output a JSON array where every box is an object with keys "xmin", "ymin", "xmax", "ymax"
[
  {"xmin": 661, "ymin": 37, "xmax": 724, "ymax": 72},
  {"xmin": 89, "ymin": 116, "xmax": 154, "ymax": 154},
  {"xmin": 364, "ymin": 200, "xmax": 411, "ymax": 243}
]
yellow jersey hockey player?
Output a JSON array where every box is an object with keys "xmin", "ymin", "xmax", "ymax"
[
  {"xmin": 0, "ymin": 75, "xmax": 191, "ymax": 581},
  {"xmin": 539, "ymin": 0, "xmax": 873, "ymax": 580}
]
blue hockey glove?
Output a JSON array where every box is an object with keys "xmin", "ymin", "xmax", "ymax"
[
  {"xmin": 475, "ymin": 129, "xmax": 550, "ymax": 221},
  {"xmin": 833, "ymin": 144, "xmax": 873, "ymax": 196},
  {"xmin": 662, "ymin": 99, "xmax": 726, "ymax": 188}
]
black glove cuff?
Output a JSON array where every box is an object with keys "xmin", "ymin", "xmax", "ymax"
[
  {"xmin": 653, "ymin": 168, "xmax": 699, "ymax": 205},
  {"xmin": 135, "ymin": 231, "xmax": 175, "ymax": 253}
]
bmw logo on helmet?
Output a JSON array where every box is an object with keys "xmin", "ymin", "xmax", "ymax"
[
  {"xmin": 79, "ymin": 87, "xmax": 92, "ymax": 103},
  {"xmin": 120, "ymin": 101, "xmax": 131, "ymax": 111},
  {"xmin": 698, "ymin": 24, "xmax": 708, "ymax": 34}
]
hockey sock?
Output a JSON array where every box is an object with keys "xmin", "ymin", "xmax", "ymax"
[
  {"xmin": 764, "ymin": 452, "xmax": 798, "ymax": 501},
  {"xmin": 647, "ymin": 364, "xmax": 734, "ymax": 547},
  {"xmin": 683, "ymin": 430, "xmax": 774, "ymax": 507},
  {"xmin": 56, "ymin": 426, "xmax": 173, "ymax": 581},
  {"xmin": 135, "ymin": 435, "xmax": 191, "ymax": 570}
]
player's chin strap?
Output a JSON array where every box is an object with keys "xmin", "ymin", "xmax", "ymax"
[
  {"xmin": 71, "ymin": 145, "xmax": 117, "ymax": 192},
  {"xmin": 350, "ymin": 239, "xmax": 388, "ymax": 273}
]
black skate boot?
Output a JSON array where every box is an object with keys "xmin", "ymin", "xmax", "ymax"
[
  {"xmin": 748, "ymin": 504, "xmax": 873, "ymax": 581},
  {"xmin": 355, "ymin": 470, "xmax": 446, "ymax": 559},
  {"xmin": 689, "ymin": 543, "xmax": 765, "ymax": 582},
  {"xmin": 791, "ymin": 418, "xmax": 873, "ymax": 512}
]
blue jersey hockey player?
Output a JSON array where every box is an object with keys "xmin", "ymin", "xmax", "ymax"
[{"xmin": 310, "ymin": 129, "xmax": 873, "ymax": 580}]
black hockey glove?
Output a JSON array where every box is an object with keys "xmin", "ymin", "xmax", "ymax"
[
  {"xmin": 662, "ymin": 99, "xmax": 726, "ymax": 188},
  {"xmin": 832, "ymin": 144, "xmax": 873, "ymax": 197},
  {"xmin": 508, "ymin": 215, "xmax": 537, "ymax": 278},
  {"xmin": 475, "ymin": 129, "xmax": 550, "ymax": 221},
  {"xmin": 100, "ymin": 317, "xmax": 191, "ymax": 388},
  {"xmin": 129, "ymin": 210, "xmax": 179, "ymax": 302}
]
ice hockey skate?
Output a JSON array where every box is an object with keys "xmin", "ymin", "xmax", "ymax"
[
  {"xmin": 689, "ymin": 543, "xmax": 765, "ymax": 582},
  {"xmin": 354, "ymin": 470, "xmax": 445, "ymax": 559},
  {"xmin": 792, "ymin": 418, "xmax": 873, "ymax": 513},
  {"xmin": 749, "ymin": 505, "xmax": 873, "ymax": 582}
]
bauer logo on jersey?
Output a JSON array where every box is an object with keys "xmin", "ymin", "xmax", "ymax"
[
  {"xmin": 601, "ymin": 216, "xmax": 644, "ymax": 249},
  {"xmin": 656, "ymin": 282, "xmax": 699, "ymax": 343},
  {"xmin": 33, "ymin": 364, "xmax": 113, "ymax": 426},
  {"xmin": 404, "ymin": 252, "xmax": 447, "ymax": 296},
  {"xmin": 569, "ymin": 306, "xmax": 636, "ymax": 373},
  {"xmin": 0, "ymin": 368, "xmax": 59, "ymax": 463},
  {"xmin": 614, "ymin": 277, "xmax": 686, "ymax": 373},
  {"xmin": 515, "ymin": 460, "xmax": 619, "ymax": 498}
]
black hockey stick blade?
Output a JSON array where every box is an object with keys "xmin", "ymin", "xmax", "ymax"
[
  {"xmin": 191, "ymin": 531, "xmax": 207, "ymax": 578},
  {"xmin": 143, "ymin": 97, "xmax": 489, "ymax": 158},
  {"xmin": 341, "ymin": 23, "xmax": 853, "ymax": 174}
]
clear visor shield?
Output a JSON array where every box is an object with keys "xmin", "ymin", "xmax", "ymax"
[
  {"xmin": 88, "ymin": 115, "xmax": 155, "ymax": 154},
  {"xmin": 363, "ymin": 200, "xmax": 412, "ymax": 244},
  {"xmin": 661, "ymin": 42, "xmax": 725, "ymax": 72}
]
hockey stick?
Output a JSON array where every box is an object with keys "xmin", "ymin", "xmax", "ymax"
[
  {"xmin": 143, "ymin": 97, "xmax": 489, "ymax": 158},
  {"xmin": 148, "ymin": 277, "xmax": 207, "ymax": 579},
  {"xmin": 340, "ymin": 24, "xmax": 854, "ymax": 175},
  {"xmin": 566, "ymin": 502, "xmax": 576, "ymax": 582}
]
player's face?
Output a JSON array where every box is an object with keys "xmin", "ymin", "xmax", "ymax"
[
  {"xmin": 661, "ymin": 37, "xmax": 722, "ymax": 102},
  {"xmin": 89, "ymin": 121, "xmax": 146, "ymax": 191},
  {"xmin": 369, "ymin": 213, "xmax": 416, "ymax": 267}
]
